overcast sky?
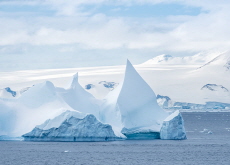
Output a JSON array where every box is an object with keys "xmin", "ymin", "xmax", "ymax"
[{"xmin": 0, "ymin": 0, "xmax": 230, "ymax": 71}]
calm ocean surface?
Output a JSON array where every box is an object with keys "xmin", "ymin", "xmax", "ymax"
[{"xmin": 1, "ymin": 112, "xmax": 230, "ymax": 165}]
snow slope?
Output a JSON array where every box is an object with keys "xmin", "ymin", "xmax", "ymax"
[
  {"xmin": 185, "ymin": 52, "xmax": 230, "ymax": 104},
  {"xmin": 137, "ymin": 51, "xmax": 230, "ymax": 105},
  {"xmin": 141, "ymin": 51, "xmax": 225, "ymax": 65}
]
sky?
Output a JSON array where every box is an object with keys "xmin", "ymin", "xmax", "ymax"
[{"xmin": 0, "ymin": 0, "xmax": 230, "ymax": 71}]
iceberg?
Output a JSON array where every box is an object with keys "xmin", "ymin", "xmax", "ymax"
[
  {"xmin": 160, "ymin": 110, "xmax": 187, "ymax": 140},
  {"xmin": 0, "ymin": 59, "xmax": 187, "ymax": 141},
  {"xmin": 22, "ymin": 110, "xmax": 122, "ymax": 141},
  {"xmin": 0, "ymin": 73, "xmax": 104, "ymax": 139},
  {"xmin": 101, "ymin": 60, "xmax": 168, "ymax": 139},
  {"xmin": 118, "ymin": 60, "xmax": 168, "ymax": 130}
]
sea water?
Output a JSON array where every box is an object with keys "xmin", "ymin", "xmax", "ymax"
[{"xmin": 1, "ymin": 112, "xmax": 230, "ymax": 165}]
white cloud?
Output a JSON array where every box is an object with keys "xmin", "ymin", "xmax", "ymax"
[{"xmin": 0, "ymin": 0, "xmax": 230, "ymax": 59}]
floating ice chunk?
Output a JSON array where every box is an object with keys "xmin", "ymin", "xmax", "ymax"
[
  {"xmin": 200, "ymin": 128, "xmax": 208, "ymax": 133},
  {"xmin": 23, "ymin": 111, "xmax": 123, "ymax": 141},
  {"xmin": 160, "ymin": 110, "xmax": 187, "ymax": 140},
  {"xmin": 208, "ymin": 131, "xmax": 213, "ymax": 134},
  {"xmin": 200, "ymin": 128, "xmax": 213, "ymax": 134}
]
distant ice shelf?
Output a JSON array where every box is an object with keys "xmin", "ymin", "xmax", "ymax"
[{"xmin": 156, "ymin": 95, "xmax": 230, "ymax": 110}]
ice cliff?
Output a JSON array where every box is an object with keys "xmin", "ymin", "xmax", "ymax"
[{"xmin": 160, "ymin": 110, "xmax": 187, "ymax": 140}]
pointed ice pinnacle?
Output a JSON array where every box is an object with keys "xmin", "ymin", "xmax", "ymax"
[
  {"xmin": 71, "ymin": 73, "xmax": 79, "ymax": 89},
  {"xmin": 117, "ymin": 59, "xmax": 168, "ymax": 130},
  {"xmin": 60, "ymin": 72, "xmax": 101, "ymax": 118}
]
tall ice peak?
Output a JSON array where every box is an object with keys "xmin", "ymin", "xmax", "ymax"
[
  {"xmin": 125, "ymin": 59, "xmax": 140, "ymax": 80},
  {"xmin": 121, "ymin": 59, "xmax": 157, "ymax": 99},
  {"xmin": 70, "ymin": 73, "xmax": 79, "ymax": 89},
  {"xmin": 117, "ymin": 59, "xmax": 168, "ymax": 129}
]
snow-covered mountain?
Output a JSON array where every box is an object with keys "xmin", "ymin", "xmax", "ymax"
[
  {"xmin": 141, "ymin": 54, "xmax": 173, "ymax": 64},
  {"xmin": 197, "ymin": 52, "xmax": 230, "ymax": 69},
  {"xmin": 0, "ymin": 87, "xmax": 17, "ymax": 98},
  {"xmin": 0, "ymin": 51, "xmax": 229, "ymax": 107},
  {"xmin": 84, "ymin": 81, "xmax": 119, "ymax": 99},
  {"xmin": 201, "ymin": 84, "xmax": 228, "ymax": 92},
  {"xmin": 0, "ymin": 87, "xmax": 30, "ymax": 99},
  {"xmin": 141, "ymin": 51, "xmax": 226, "ymax": 65},
  {"xmin": 225, "ymin": 61, "xmax": 230, "ymax": 70},
  {"xmin": 137, "ymin": 51, "xmax": 230, "ymax": 106},
  {"xmin": 183, "ymin": 52, "xmax": 230, "ymax": 104}
]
